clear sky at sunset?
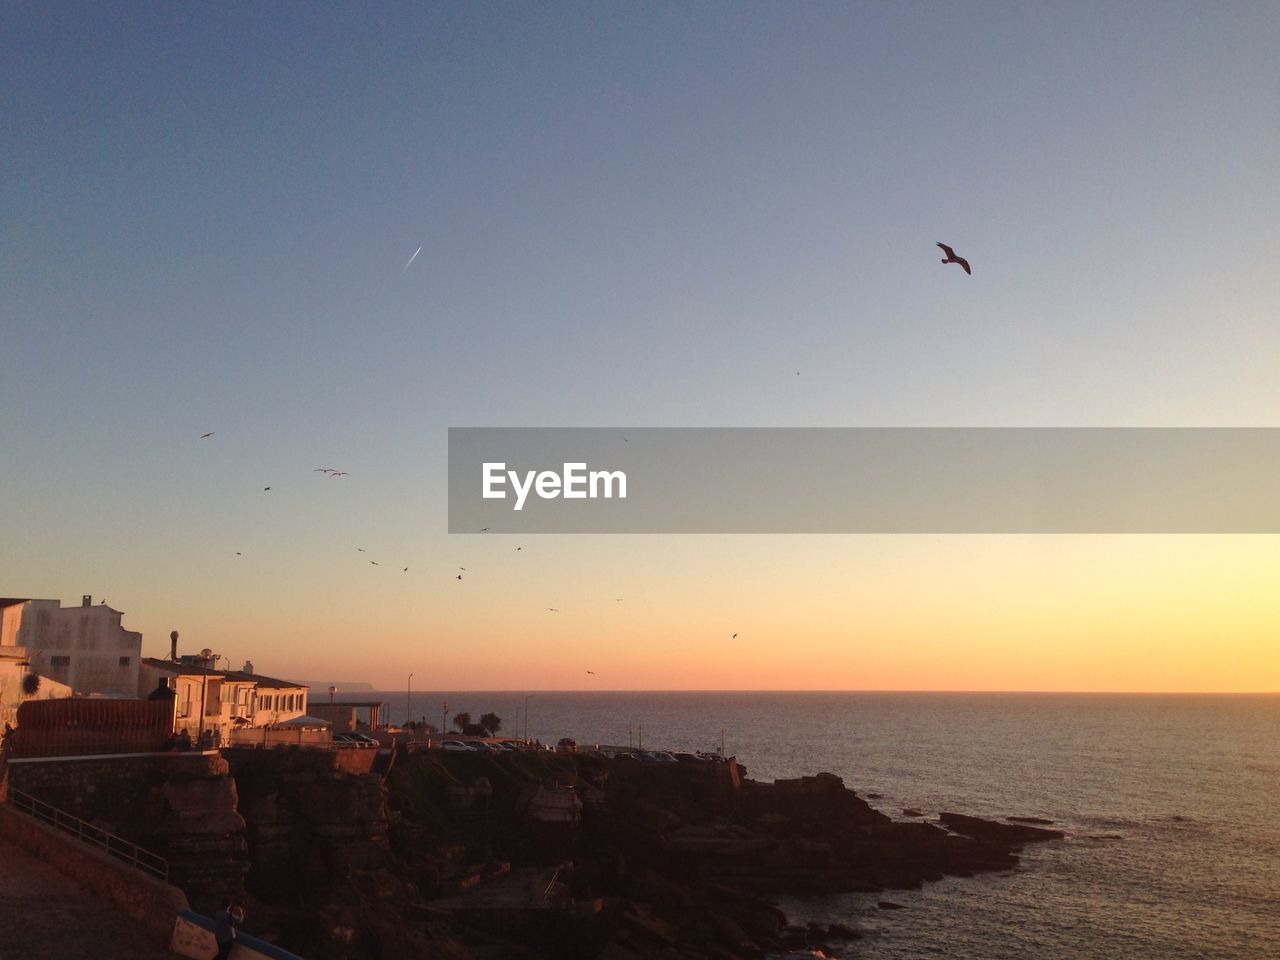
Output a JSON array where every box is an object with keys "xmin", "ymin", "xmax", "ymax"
[{"xmin": 3, "ymin": 3, "xmax": 1278, "ymax": 690}]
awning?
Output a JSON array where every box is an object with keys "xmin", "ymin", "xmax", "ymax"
[{"xmin": 275, "ymin": 715, "xmax": 331, "ymax": 729}]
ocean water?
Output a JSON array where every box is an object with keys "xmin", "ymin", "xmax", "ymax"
[{"xmin": 384, "ymin": 691, "xmax": 1280, "ymax": 959}]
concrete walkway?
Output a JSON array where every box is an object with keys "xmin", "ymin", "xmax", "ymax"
[{"xmin": 0, "ymin": 834, "xmax": 180, "ymax": 959}]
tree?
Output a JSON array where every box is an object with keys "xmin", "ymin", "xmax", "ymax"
[
  {"xmin": 478, "ymin": 712, "xmax": 502, "ymax": 736},
  {"xmin": 21, "ymin": 673, "xmax": 40, "ymax": 697},
  {"xmin": 452, "ymin": 711, "xmax": 471, "ymax": 732}
]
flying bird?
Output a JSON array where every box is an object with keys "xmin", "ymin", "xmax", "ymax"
[
  {"xmin": 200, "ymin": 432, "xmax": 215, "ymax": 439},
  {"xmin": 263, "ymin": 486, "xmax": 271, "ymax": 491},
  {"xmin": 403, "ymin": 567, "xmax": 409, "ymax": 572},
  {"xmin": 586, "ymin": 670, "xmax": 595, "ymax": 675},
  {"xmin": 401, "ymin": 245, "xmax": 422, "ymax": 273},
  {"xmin": 370, "ymin": 561, "xmax": 379, "ymax": 566},
  {"xmin": 516, "ymin": 547, "xmax": 522, "ymax": 551},
  {"xmin": 731, "ymin": 633, "xmax": 738, "ymax": 639},
  {"xmin": 329, "ymin": 471, "xmax": 349, "ymax": 478},
  {"xmin": 357, "ymin": 548, "xmax": 366, "ymax": 552},
  {"xmin": 479, "ymin": 527, "xmax": 490, "ymax": 532},
  {"xmin": 314, "ymin": 468, "xmax": 336, "ymax": 473},
  {"xmin": 936, "ymin": 242, "xmax": 971, "ymax": 275},
  {"xmin": 547, "ymin": 608, "xmax": 559, "ymax": 613},
  {"xmin": 456, "ymin": 574, "xmax": 463, "ymax": 580},
  {"xmin": 235, "ymin": 552, "xmax": 242, "ymax": 556}
]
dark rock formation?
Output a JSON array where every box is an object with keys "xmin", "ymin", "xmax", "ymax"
[{"xmin": 939, "ymin": 812, "xmax": 1065, "ymax": 843}]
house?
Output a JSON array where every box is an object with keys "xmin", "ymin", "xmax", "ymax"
[
  {"xmin": 0, "ymin": 596, "xmax": 142, "ymax": 698},
  {"xmin": 139, "ymin": 657, "xmax": 309, "ymax": 740}
]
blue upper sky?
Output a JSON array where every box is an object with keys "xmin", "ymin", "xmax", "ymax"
[{"xmin": 3, "ymin": 3, "xmax": 1278, "ymax": 686}]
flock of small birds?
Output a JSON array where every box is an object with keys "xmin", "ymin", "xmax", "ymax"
[{"xmin": 199, "ymin": 241, "xmax": 961, "ymax": 669}]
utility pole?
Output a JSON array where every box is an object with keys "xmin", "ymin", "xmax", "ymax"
[{"xmin": 442, "ymin": 702, "xmax": 449, "ymax": 738}]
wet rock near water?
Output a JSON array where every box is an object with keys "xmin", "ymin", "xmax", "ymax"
[{"xmin": 938, "ymin": 812, "xmax": 1065, "ymax": 844}]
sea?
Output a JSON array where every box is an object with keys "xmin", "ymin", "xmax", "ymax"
[{"xmin": 380, "ymin": 691, "xmax": 1280, "ymax": 959}]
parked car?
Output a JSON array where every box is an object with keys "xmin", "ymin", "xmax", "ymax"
[
  {"xmin": 332, "ymin": 732, "xmax": 372, "ymax": 748},
  {"xmin": 650, "ymin": 751, "xmax": 679, "ymax": 763},
  {"xmin": 556, "ymin": 737, "xmax": 578, "ymax": 753},
  {"xmin": 442, "ymin": 740, "xmax": 474, "ymax": 751}
]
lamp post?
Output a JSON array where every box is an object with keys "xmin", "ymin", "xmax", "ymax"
[
  {"xmin": 199, "ymin": 647, "xmax": 215, "ymax": 744},
  {"xmin": 328, "ymin": 684, "xmax": 337, "ymax": 705},
  {"xmin": 406, "ymin": 674, "xmax": 413, "ymax": 733},
  {"xmin": 442, "ymin": 702, "xmax": 448, "ymax": 739},
  {"xmin": 524, "ymin": 694, "xmax": 534, "ymax": 744}
]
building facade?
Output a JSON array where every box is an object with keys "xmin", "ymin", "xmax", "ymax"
[
  {"xmin": 139, "ymin": 657, "xmax": 309, "ymax": 740},
  {"xmin": 1, "ymin": 596, "xmax": 142, "ymax": 698}
]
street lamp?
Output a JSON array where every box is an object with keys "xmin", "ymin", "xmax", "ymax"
[
  {"xmin": 328, "ymin": 685, "xmax": 337, "ymax": 705},
  {"xmin": 199, "ymin": 647, "xmax": 215, "ymax": 744},
  {"xmin": 442, "ymin": 702, "xmax": 448, "ymax": 738},
  {"xmin": 406, "ymin": 673, "xmax": 413, "ymax": 733}
]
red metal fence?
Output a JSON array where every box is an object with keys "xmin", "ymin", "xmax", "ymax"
[{"xmin": 12, "ymin": 699, "xmax": 175, "ymax": 758}]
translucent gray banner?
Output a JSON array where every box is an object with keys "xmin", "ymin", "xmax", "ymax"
[{"xmin": 447, "ymin": 428, "xmax": 1280, "ymax": 533}]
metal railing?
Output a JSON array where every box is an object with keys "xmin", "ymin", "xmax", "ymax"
[
  {"xmin": 5, "ymin": 786, "xmax": 170, "ymax": 881},
  {"xmin": 543, "ymin": 868, "xmax": 561, "ymax": 901}
]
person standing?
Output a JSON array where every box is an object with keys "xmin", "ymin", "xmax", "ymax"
[{"xmin": 213, "ymin": 897, "xmax": 245, "ymax": 959}]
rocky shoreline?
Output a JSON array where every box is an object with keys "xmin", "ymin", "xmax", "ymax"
[
  {"xmin": 243, "ymin": 750, "xmax": 1063, "ymax": 959},
  {"xmin": 6, "ymin": 748, "xmax": 1066, "ymax": 959}
]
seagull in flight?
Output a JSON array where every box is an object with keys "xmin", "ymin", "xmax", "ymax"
[
  {"xmin": 936, "ymin": 242, "xmax": 971, "ymax": 275},
  {"xmin": 370, "ymin": 561, "xmax": 379, "ymax": 566},
  {"xmin": 200, "ymin": 432, "xmax": 215, "ymax": 439},
  {"xmin": 731, "ymin": 633, "xmax": 738, "ymax": 639},
  {"xmin": 357, "ymin": 548, "xmax": 365, "ymax": 552},
  {"xmin": 456, "ymin": 573, "xmax": 463, "ymax": 580},
  {"xmin": 263, "ymin": 486, "xmax": 271, "ymax": 492},
  {"xmin": 401, "ymin": 245, "xmax": 422, "ymax": 273},
  {"xmin": 586, "ymin": 670, "xmax": 595, "ymax": 675},
  {"xmin": 547, "ymin": 607, "xmax": 559, "ymax": 613}
]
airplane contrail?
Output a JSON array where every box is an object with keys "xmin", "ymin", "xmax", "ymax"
[{"xmin": 401, "ymin": 245, "xmax": 422, "ymax": 273}]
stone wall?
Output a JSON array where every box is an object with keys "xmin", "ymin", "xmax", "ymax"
[
  {"xmin": 0, "ymin": 803, "xmax": 189, "ymax": 946},
  {"xmin": 5, "ymin": 752, "xmax": 249, "ymax": 910}
]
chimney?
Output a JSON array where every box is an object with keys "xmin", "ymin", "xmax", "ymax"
[
  {"xmin": 170, "ymin": 630, "xmax": 179, "ymax": 662},
  {"xmin": 82, "ymin": 595, "xmax": 91, "ymax": 607}
]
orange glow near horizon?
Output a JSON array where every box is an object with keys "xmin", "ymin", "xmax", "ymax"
[{"xmin": 56, "ymin": 534, "xmax": 1278, "ymax": 694}]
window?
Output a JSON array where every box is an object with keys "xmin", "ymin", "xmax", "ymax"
[
  {"xmin": 51, "ymin": 655, "xmax": 71, "ymax": 667},
  {"xmin": 118, "ymin": 656, "xmax": 131, "ymax": 667}
]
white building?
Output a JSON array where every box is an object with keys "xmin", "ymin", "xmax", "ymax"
[
  {"xmin": 139, "ymin": 657, "xmax": 309, "ymax": 740},
  {"xmin": 1, "ymin": 596, "xmax": 141, "ymax": 699}
]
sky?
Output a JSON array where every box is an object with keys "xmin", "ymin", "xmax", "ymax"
[{"xmin": 2, "ymin": 2, "xmax": 1278, "ymax": 691}]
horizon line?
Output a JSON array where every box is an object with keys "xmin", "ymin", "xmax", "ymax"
[{"xmin": 340, "ymin": 687, "xmax": 1280, "ymax": 696}]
